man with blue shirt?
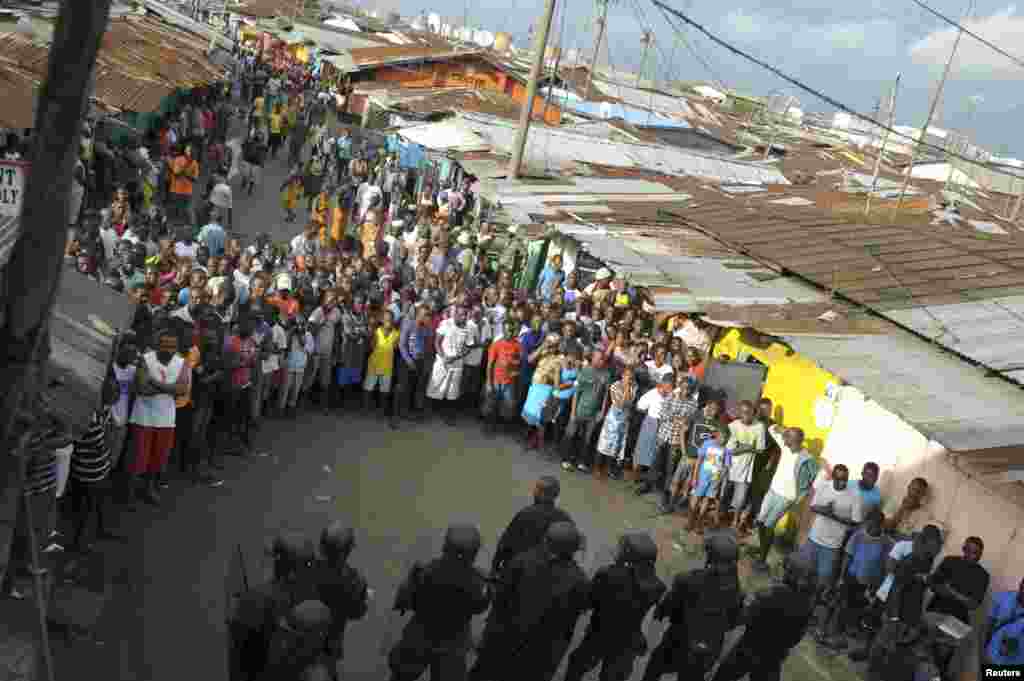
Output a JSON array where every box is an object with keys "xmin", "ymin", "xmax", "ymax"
[
  {"xmin": 392, "ymin": 304, "xmax": 433, "ymax": 425},
  {"xmin": 855, "ymin": 462, "xmax": 882, "ymax": 515},
  {"xmin": 198, "ymin": 209, "xmax": 227, "ymax": 258},
  {"xmin": 985, "ymin": 577, "xmax": 1024, "ymax": 666}
]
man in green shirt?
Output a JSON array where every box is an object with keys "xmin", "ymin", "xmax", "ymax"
[{"xmin": 561, "ymin": 351, "xmax": 612, "ymax": 473}]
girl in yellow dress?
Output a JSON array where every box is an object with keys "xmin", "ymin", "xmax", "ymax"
[{"xmin": 280, "ymin": 165, "xmax": 303, "ymax": 223}]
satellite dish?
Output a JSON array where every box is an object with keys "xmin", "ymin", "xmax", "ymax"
[
  {"xmin": 474, "ymin": 30, "xmax": 494, "ymax": 47},
  {"xmin": 427, "ymin": 12, "xmax": 441, "ymax": 30}
]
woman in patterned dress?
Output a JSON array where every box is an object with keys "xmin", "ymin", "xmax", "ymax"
[{"xmin": 596, "ymin": 365, "xmax": 638, "ymax": 479}]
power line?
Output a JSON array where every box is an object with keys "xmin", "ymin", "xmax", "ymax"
[
  {"xmin": 907, "ymin": 0, "xmax": 1024, "ymax": 71},
  {"xmin": 650, "ymin": 0, "xmax": 1022, "ymax": 182}
]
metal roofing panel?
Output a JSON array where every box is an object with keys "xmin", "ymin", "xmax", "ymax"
[
  {"xmin": 453, "ymin": 114, "xmax": 788, "ymax": 184},
  {"xmin": 590, "ymin": 79, "xmax": 693, "ymax": 118},
  {"xmin": 784, "ymin": 329, "xmax": 1024, "ymax": 451}
]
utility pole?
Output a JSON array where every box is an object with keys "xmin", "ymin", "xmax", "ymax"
[
  {"xmin": 585, "ymin": 0, "xmax": 608, "ymax": 95},
  {"xmin": 891, "ymin": 0, "xmax": 973, "ymax": 215},
  {"xmin": 865, "ymin": 72, "xmax": 901, "ymax": 215},
  {"xmin": 508, "ymin": 0, "xmax": 558, "ymax": 178},
  {"xmin": 637, "ymin": 29, "xmax": 652, "ymax": 87},
  {"xmin": 0, "ymin": 0, "xmax": 113, "ymax": 634}
]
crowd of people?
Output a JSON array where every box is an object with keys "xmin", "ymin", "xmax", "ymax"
[{"xmin": 5, "ymin": 50, "xmax": 1023, "ymax": 681}]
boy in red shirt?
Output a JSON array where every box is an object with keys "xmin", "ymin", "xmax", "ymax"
[{"xmin": 484, "ymin": 319, "xmax": 522, "ymax": 433}]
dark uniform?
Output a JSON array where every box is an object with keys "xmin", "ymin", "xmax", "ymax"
[
  {"xmin": 228, "ymin": 534, "xmax": 319, "ymax": 681},
  {"xmin": 642, "ymin": 531, "xmax": 744, "ymax": 681},
  {"xmin": 312, "ymin": 523, "xmax": 370, "ymax": 665},
  {"xmin": 492, "ymin": 477, "xmax": 573, "ymax": 576},
  {"xmin": 471, "ymin": 521, "xmax": 591, "ymax": 681},
  {"xmin": 387, "ymin": 524, "xmax": 492, "ymax": 681},
  {"xmin": 565, "ymin": 532, "xmax": 667, "ymax": 681},
  {"xmin": 263, "ymin": 600, "xmax": 336, "ymax": 681},
  {"xmin": 711, "ymin": 553, "xmax": 817, "ymax": 681}
]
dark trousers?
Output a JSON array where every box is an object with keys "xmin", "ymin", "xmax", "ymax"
[
  {"xmin": 643, "ymin": 625, "xmax": 716, "ymax": 681},
  {"xmin": 711, "ymin": 644, "xmax": 783, "ymax": 681},
  {"xmin": 174, "ymin": 404, "xmax": 195, "ymax": 473},
  {"xmin": 393, "ymin": 357, "xmax": 427, "ymax": 419},
  {"xmin": 561, "ymin": 416, "xmax": 601, "ymax": 467},
  {"xmin": 646, "ymin": 442, "xmax": 674, "ymax": 493},
  {"xmin": 565, "ymin": 632, "xmax": 637, "ymax": 681},
  {"xmin": 70, "ymin": 480, "xmax": 110, "ymax": 546}
]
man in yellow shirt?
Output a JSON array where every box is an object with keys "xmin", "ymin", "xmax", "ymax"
[
  {"xmin": 251, "ymin": 94, "xmax": 266, "ymax": 129},
  {"xmin": 268, "ymin": 105, "xmax": 283, "ymax": 160}
]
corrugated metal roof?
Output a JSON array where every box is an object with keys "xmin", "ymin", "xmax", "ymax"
[
  {"xmin": 399, "ymin": 113, "xmax": 789, "ymax": 184},
  {"xmin": 661, "ymin": 179, "xmax": 1024, "ymax": 384},
  {"xmin": 783, "ymin": 327, "xmax": 1024, "ymax": 452},
  {"xmin": 589, "ymin": 78, "xmax": 693, "ymax": 118}
]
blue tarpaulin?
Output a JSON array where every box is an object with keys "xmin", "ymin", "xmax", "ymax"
[
  {"xmin": 386, "ymin": 134, "xmax": 427, "ymax": 168},
  {"xmin": 567, "ymin": 101, "xmax": 691, "ymax": 128}
]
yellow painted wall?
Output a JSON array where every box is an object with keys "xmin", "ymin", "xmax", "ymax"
[{"xmin": 714, "ymin": 328, "xmax": 838, "ymax": 535}]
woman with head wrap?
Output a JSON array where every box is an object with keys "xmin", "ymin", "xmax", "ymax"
[
  {"xmin": 521, "ymin": 332, "xmax": 564, "ymax": 450},
  {"xmin": 426, "ymin": 306, "xmax": 476, "ymax": 424}
]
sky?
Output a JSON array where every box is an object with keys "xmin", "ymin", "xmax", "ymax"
[{"xmin": 381, "ymin": 0, "xmax": 1024, "ymax": 156}]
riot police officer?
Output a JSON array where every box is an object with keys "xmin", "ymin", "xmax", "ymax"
[
  {"xmin": 228, "ymin": 533, "xmax": 319, "ymax": 681},
  {"xmin": 711, "ymin": 552, "xmax": 818, "ymax": 681},
  {"xmin": 491, "ymin": 476, "xmax": 573, "ymax": 577},
  {"xmin": 470, "ymin": 521, "xmax": 591, "ymax": 681},
  {"xmin": 642, "ymin": 531, "xmax": 745, "ymax": 681},
  {"xmin": 564, "ymin": 532, "xmax": 667, "ymax": 681},
  {"xmin": 387, "ymin": 524, "xmax": 492, "ymax": 681},
  {"xmin": 312, "ymin": 522, "xmax": 370, "ymax": 668},
  {"xmin": 263, "ymin": 600, "xmax": 335, "ymax": 680}
]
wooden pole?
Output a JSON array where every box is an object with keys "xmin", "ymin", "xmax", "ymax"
[
  {"xmin": 865, "ymin": 73, "xmax": 901, "ymax": 215},
  {"xmin": 0, "ymin": 0, "xmax": 114, "ymax": 582},
  {"xmin": 507, "ymin": 0, "xmax": 558, "ymax": 178},
  {"xmin": 585, "ymin": 0, "xmax": 608, "ymax": 95},
  {"xmin": 891, "ymin": 0, "xmax": 973, "ymax": 216}
]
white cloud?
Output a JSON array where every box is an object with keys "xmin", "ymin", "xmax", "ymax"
[
  {"xmin": 723, "ymin": 9, "xmax": 872, "ymax": 50},
  {"xmin": 908, "ymin": 6, "xmax": 1024, "ymax": 79}
]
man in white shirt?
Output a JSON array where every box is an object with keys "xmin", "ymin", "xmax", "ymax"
[
  {"xmin": 800, "ymin": 463, "xmax": 862, "ymax": 594},
  {"xmin": 289, "ymin": 223, "xmax": 318, "ymax": 258},
  {"xmin": 724, "ymin": 400, "xmax": 767, "ymax": 533},
  {"xmin": 208, "ymin": 174, "xmax": 233, "ymax": 231},
  {"xmin": 174, "ymin": 229, "xmax": 200, "ymax": 261},
  {"xmin": 753, "ymin": 423, "xmax": 819, "ymax": 572}
]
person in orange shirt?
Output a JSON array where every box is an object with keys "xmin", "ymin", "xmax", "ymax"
[
  {"xmin": 267, "ymin": 273, "xmax": 301, "ymax": 319},
  {"xmin": 168, "ymin": 144, "xmax": 200, "ymax": 226}
]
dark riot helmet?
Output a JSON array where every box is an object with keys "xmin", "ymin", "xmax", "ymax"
[
  {"xmin": 546, "ymin": 521, "xmax": 582, "ymax": 558},
  {"xmin": 783, "ymin": 551, "xmax": 817, "ymax": 592},
  {"xmin": 269, "ymin": 532, "xmax": 316, "ymax": 575},
  {"xmin": 287, "ymin": 600, "xmax": 332, "ymax": 633},
  {"xmin": 443, "ymin": 524, "xmax": 482, "ymax": 562},
  {"xmin": 618, "ymin": 532, "xmax": 658, "ymax": 565},
  {"xmin": 704, "ymin": 530, "xmax": 740, "ymax": 564},
  {"xmin": 320, "ymin": 522, "xmax": 355, "ymax": 561}
]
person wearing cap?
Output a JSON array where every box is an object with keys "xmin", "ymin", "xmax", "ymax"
[
  {"xmin": 709, "ymin": 552, "xmax": 818, "ymax": 681},
  {"xmin": 584, "ymin": 267, "xmax": 614, "ymax": 303},
  {"xmin": 470, "ymin": 521, "xmax": 590, "ymax": 681},
  {"xmin": 643, "ymin": 531, "xmax": 744, "ymax": 681},
  {"xmin": 388, "ymin": 525, "xmax": 491, "ymax": 681},
  {"xmin": 565, "ymin": 532, "xmax": 667, "ymax": 681}
]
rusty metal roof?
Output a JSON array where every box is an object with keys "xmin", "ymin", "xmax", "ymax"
[
  {"xmin": 347, "ymin": 45, "xmax": 483, "ymax": 67},
  {"xmin": 658, "ymin": 179, "xmax": 1024, "ymax": 383},
  {"xmin": 0, "ymin": 16, "xmax": 226, "ymax": 116}
]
